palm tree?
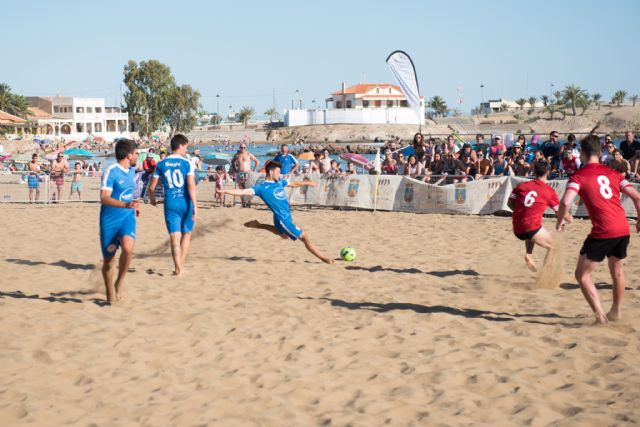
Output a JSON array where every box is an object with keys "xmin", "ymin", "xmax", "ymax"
[
  {"xmin": 545, "ymin": 104, "xmax": 558, "ymax": 120},
  {"xmin": 527, "ymin": 96, "xmax": 537, "ymax": 114},
  {"xmin": 427, "ymin": 96, "xmax": 448, "ymax": 117},
  {"xmin": 562, "ymin": 84, "xmax": 587, "ymax": 116},
  {"xmin": 0, "ymin": 83, "xmax": 30, "ymax": 118},
  {"xmin": 576, "ymin": 93, "xmax": 590, "ymax": 116},
  {"xmin": 515, "ymin": 98, "xmax": 527, "ymax": 111},
  {"xmin": 500, "ymin": 103, "xmax": 509, "ymax": 112},
  {"xmin": 612, "ymin": 90, "xmax": 627, "ymax": 107},
  {"xmin": 238, "ymin": 106, "xmax": 255, "ymax": 126},
  {"xmin": 209, "ymin": 113, "xmax": 222, "ymax": 125},
  {"xmin": 553, "ymin": 90, "xmax": 563, "ymax": 104},
  {"xmin": 630, "ymin": 94, "xmax": 638, "ymax": 107},
  {"xmin": 540, "ymin": 95, "xmax": 550, "ymax": 107},
  {"xmin": 591, "ymin": 93, "xmax": 602, "ymax": 110},
  {"xmin": 264, "ymin": 107, "xmax": 279, "ymax": 124}
]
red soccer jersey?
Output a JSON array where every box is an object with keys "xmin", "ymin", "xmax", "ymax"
[
  {"xmin": 566, "ymin": 163, "xmax": 631, "ymax": 238},
  {"xmin": 510, "ymin": 179, "xmax": 560, "ymax": 234}
]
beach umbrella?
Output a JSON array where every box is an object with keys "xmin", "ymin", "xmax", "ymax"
[
  {"xmin": 0, "ymin": 154, "xmax": 11, "ymax": 162},
  {"xmin": 339, "ymin": 153, "xmax": 374, "ymax": 171},
  {"xmin": 203, "ymin": 153, "xmax": 232, "ymax": 166},
  {"xmin": 297, "ymin": 152, "xmax": 316, "ymax": 160},
  {"xmin": 63, "ymin": 148, "xmax": 95, "ymax": 159}
]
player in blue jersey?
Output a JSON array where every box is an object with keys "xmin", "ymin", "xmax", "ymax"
[
  {"xmin": 217, "ymin": 160, "xmax": 334, "ymax": 264},
  {"xmin": 99, "ymin": 138, "xmax": 140, "ymax": 303},
  {"xmin": 147, "ymin": 134, "xmax": 198, "ymax": 276}
]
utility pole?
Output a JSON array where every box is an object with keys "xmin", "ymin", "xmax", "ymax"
[{"xmin": 216, "ymin": 94, "xmax": 220, "ymax": 116}]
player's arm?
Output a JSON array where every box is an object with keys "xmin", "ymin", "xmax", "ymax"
[
  {"xmin": 249, "ymin": 154, "xmax": 260, "ymax": 172},
  {"xmin": 147, "ymin": 175, "xmax": 160, "ymax": 206},
  {"xmin": 507, "ymin": 192, "xmax": 516, "ymax": 211},
  {"xmin": 621, "ymin": 184, "xmax": 640, "ymax": 233},
  {"xmin": 100, "ymin": 189, "xmax": 139, "ymax": 209},
  {"xmin": 186, "ymin": 173, "xmax": 198, "ymax": 221},
  {"xmin": 218, "ymin": 188, "xmax": 254, "ymax": 196},
  {"xmin": 287, "ymin": 180, "xmax": 317, "ymax": 188},
  {"xmin": 556, "ymin": 189, "xmax": 577, "ymax": 231}
]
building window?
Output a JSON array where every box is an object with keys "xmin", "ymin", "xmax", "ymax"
[
  {"xmin": 95, "ymin": 107, "xmax": 102, "ymax": 113},
  {"xmin": 387, "ymin": 100, "xmax": 394, "ymax": 108},
  {"xmin": 401, "ymin": 100, "xmax": 408, "ymax": 107},
  {"xmin": 376, "ymin": 88, "xmax": 380, "ymax": 94},
  {"xmin": 336, "ymin": 101, "xmax": 342, "ymax": 108},
  {"xmin": 86, "ymin": 107, "xmax": 93, "ymax": 113},
  {"xmin": 76, "ymin": 107, "xmax": 84, "ymax": 113},
  {"xmin": 346, "ymin": 100, "xmax": 352, "ymax": 108},
  {"xmin": 363, "ymin": 100, "xmax": 370, "ymax": 108},
  {"xmin": 375, "ymin": 100, "xmax": 382, "ymax": 108},
  {"xmin": 389, "ymin": 88, "xmax": 392, "ymax": 94},
  {"xmin": 76, "ymin": 123, "xmax": 84, "ymax": 132},
  {"xmin": 86, "ymin": 123, "xmax": 93, "ymax": 132},
  {"xmin": 53, "ymin": 106, "xmax": 60, "ymax": 113},
  {"xmin": 95, "ymin": 123, "xmax": 102, "ymax": 132}
]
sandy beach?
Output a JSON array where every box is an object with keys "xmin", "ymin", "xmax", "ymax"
[{"xmin": 1, "ymin": 203, "xmax": 639, "ymax": 426}]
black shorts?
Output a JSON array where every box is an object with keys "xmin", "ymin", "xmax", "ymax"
[
  {"xmin": 580, "ymin": 235, "xmax": 630, "ymax": 262},
  {"xmin": 514, "ymin": 227, "xmax": 541, "ymax": 241}
]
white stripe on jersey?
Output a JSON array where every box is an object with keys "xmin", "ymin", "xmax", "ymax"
[{"xmin": 101, "ymin": 163, "xmax": 119, "ymax": 190}]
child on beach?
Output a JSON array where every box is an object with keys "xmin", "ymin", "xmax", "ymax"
[
  {"xmin": 214, "ymin": 165, "xmax": 225, "ymax": 207},
  {"xmin": 217, "ymin": 160, "xmax": 334, "ymax": 264},
  {"xmin": 69, "ymin": 162, "xmax": 84, "ymax": 201}
]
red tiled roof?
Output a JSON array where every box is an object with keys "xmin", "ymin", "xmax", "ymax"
[
  {"xmin": 28, "ymin": 107, "xmax": 51, "ymax": 119},
  {"xmin": 331, "ymin": 84, "xmax": 401, "ymax": 96},
  {"xmin": 0, "ymin": 109, "xmax": 27, "ymax": 124}
]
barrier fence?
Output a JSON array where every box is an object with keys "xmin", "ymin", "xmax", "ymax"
[{"xmin": 1, "ymin": 170, "xmax": 638, "ymax": 219}]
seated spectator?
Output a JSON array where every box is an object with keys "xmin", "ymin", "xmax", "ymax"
[
  {"xmin": 345, "ymin": 162, "xmax": 356, "ymax": 175},
  {"xmin": 492, "ymin": 150, "xmax": 511, "ymax": 176},
  {"xmin": 429, "ymin": 153, "xmax": 444, "ymax": 175},
  {"xmin": 475, "ymin": 150, "xmax": 493, "ymax": 177},
  {"xmin": 560, "ymin": 149, "xmax": 581, "ymax": 177},
  {"xmin": 381, "ymin": 150, "xmax": 398, "ymax": 174},
  {"xmin": 612, "ymin": 149, "xmax": 631, "ymax": 178},
  {"xmin": 489, "ymin": 135, "xmax": 505, "ymax": 159},
  {"xmin": 325, "ymin": 159, "xmax": 341, "ymax": 177},
  {"xmin": 396, "ymin": 153, "xmax": 407, "ymax": 175},
  {"xmin": 513, "ymin": 156, "xmax": 530, "ymax": 176},
  {"xmin": 460, "ymin": 143, "xmax": 477, "ymax": 162},
  {"xmin": 406, "ymin": 154, "xmax": 423, "ymax": 178},
  {"xmin": 444, "ymin": 135, "xmax": 460, "ymax": 155},
  {"xmin": 600, "ymin": 140, "xmax": 616, "ymax": 165}
]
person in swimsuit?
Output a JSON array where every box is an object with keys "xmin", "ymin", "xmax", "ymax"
[
  {"xmin": 27, "ymin": 153, "xmax": 41, "ymax": 202},
  {"xmin": 49, "ymin": 152, "xmax": 69, "ymax": 203},
  {"xmin": 69, "ymin": 162, "xmax": 84, "ymax": 201}
]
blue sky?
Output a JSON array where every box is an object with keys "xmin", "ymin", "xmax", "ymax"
[{"xmin": 4, "ymin": 0, "xmax": 639, "ymax": 115}]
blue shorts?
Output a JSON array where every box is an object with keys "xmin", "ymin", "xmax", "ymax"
[
  {"xmin": 28, "ymin": 175, "xmax": 40, "ymax": 189},
  {"xmin": 274, "ymin": 216, "xmax": 303, "ymax": 241},
  {"xmin": 100, "ymin": 214, "xmax": 137, "ymax": 259},
  {"xmin": 71, "ymin": 181, "xmax": 83, "ymax": 192},
  {"xmin": 165, "ymin": 205, "xmax": 194, "ymax": 234}
]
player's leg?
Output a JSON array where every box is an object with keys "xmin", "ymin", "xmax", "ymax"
[
  {"xmin": 101, "ymin": 256, "xmax": 117, "ymax": 303},
  {"xmin": 299, "ymin": 232, "xmax": 334, "ymax": 264},
  {"xmin": 531, "ymin": 227, "xmax": 553, "ymax": 250},
  {"xmin": 180, "ymin": 232, "xmax": 192, "ymax": 266},
  {"xmin": 244, "ymin": 220, "xmax": 286, "ymax": 238},
  {"xmin": 115, "ymin": 236, "xmax": 135, "ymax": 300},
  {"xmin": 574, "ymin": 254, "xmax": 607, "ymax": 324},
  {"xmin": 169, "ymin": 232, "xmax": 183, "ymax": 276},
  {"xmin": 606, "ymin": 256, "xmax": 625, "ymax": 321},
  {"xmin": 524, "ymin": 240, "xmax": 537, "ymax": 272}
]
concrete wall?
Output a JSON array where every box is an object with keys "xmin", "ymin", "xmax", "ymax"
[{"xmin": 285, "ymin": 107, "xmax": 424, "ymax": 127}]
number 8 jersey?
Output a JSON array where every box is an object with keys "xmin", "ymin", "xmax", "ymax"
[
  {"xmin": 510, "ymin": 179, "xmax": 560, "ymax": 234},
  {"xmin": 153, "ymin": 154, "xmax": 195, "ymax": 208},
  {"xmin": 566, "ymin": 163, "xmax": 631, "ymax": 239}
]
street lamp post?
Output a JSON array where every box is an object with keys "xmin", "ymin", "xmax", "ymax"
[
  {"xmin": 480, "ymin": 84, "xmax": 485, "ymax": 103},
  {"xmin": 216, "ymin": 94, "xmax": 220, "ymax": 116},
  {"xmin": 550, "ymin": 83, "xmax": 554, "ymax": 100},
  {"xmin": 291, "ymin": 98, "xmax": 294, "ymax": 109}
]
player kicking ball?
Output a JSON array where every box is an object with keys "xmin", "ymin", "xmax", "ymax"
[
  {"xmin": 508, "ymin": 160, "xmax": 561, "ymax": 272},
  {"xmin": 99, "ymin": 138, "xmax": 140, "ymax": 303},
  {"xmin": 557, "ymin": 135, "xmax": 640, "ymax": 324},
  {"xmin": 217, "ymin": 160, "xmax": 334, "ymax": 264},
  {"xmin": 148, "ymin": 134, "xmax": 198, "ymax": 276}
]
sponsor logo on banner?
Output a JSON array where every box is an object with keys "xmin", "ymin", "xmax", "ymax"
[
  {"xmin": 454, "ymin": 183, "xmax": 466, "ymax": 204},
  {"xmin": 404, "ymin": 183, "xmax": 414, "ymax": 202},
  {"xmin": 348, "ymin": 179, "xmax": 360, "ymax": 198}
]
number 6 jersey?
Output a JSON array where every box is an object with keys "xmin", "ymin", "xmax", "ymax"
[
  {"xmin": 510, "ymin": 179, "xmax": 560, "ymax": 234},
  {"xmin": 566, "ymin": 163, "xmax": 631, "ymax": 239},
  {"xmin": 153, "ymin": 154, "xmax": 195, "ymax": 209}
]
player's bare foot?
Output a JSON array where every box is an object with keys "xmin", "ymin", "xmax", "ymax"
[
  {"xmin": 244, "ymin": 220, "xmax": 260, "ymax": 229},
  {"xmin": 594, "ymin": 312, "xmax": 609, "ymax": 325},
  {"xmin": 606, "ymin": 309, "xmax": 621, "ymax": 322},
  {"xmin": 321, "ymin": 257, "xmax": 335, "ymax": 264},
  {"xmin": 173, "ymin": 269, "xmax": 183, "ymax": 277},
  {"xmin": 524, "ymin": 254, "xmax": 537, "ymax": 272}
]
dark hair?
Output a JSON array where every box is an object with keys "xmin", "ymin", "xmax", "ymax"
[
  {"xmin": 170, "ymin": 134, "xmax": 189, "ymax": 151},
  {"xmin": 568, "ymin": 133, "xmax": 576, "ymax": 142},
  {"xmin": 533, "ymin": 160, "xmax": 550, "ymax": 177},
  {"xmin": 550, "ymin": 130, "xmax": 559, "ymax": 136},
  {"xmin": 476, "ymin": 133, "xmax": 484, "ymax": 139},
  {"xmin": 580, "ymin": 134, "xmax": 601, "ymax": 158},
  {"xmin": 280, "ymin": 144, "xmax": 288, "ymax": 148},
  {"xmin": 32, "ymin": 153, "xmax": 38, "ymax": 158},
  {"xmin": 609, "ymin": 159, "xmax": 626, "ymax": 174},
  {"xmin": 115, "ymin": 138, "xmax": 137, "ymax": 160},
  {"xmin": 265, "ymin": 160, "xmax": 281, "ymax": 174},
  {"xmin": 413, "ymin": 133, "xmax": 423, "ymax": 145}
]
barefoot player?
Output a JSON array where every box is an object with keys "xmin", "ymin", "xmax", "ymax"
[
  {"xmin": 100, "ymin": 138, "xmax": 140, "ymax": 303},
  {"xmin": 217, "ymin": 160, "xmax": 334, "ymax": 264},
  {"xmin": 147, "ymin": 134, "xmax": 198, "ymax": 276},
  {"xmin": 556, "ymin": 134, "xmax": 640, "ymax": 324},
  {"xmin": 508, "ymin": 160, "xmax": 560, "ymax": 272}
]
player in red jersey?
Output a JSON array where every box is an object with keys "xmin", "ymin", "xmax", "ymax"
[
  {"xmin": 508, "ymin": 160, "xmax": 560, "ymax": 271},
  {"xmin": 557, "ymin": 135, "xmax": 640, "ymax": 324}
]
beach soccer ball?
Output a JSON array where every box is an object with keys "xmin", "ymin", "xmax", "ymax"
[{"xmin": 340, "ymin": 246, "xmax": 357, "ymax": 262}]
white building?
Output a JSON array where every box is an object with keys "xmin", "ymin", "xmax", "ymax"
[
  {"xmin": 285, "ymin": 83, "xmax": 425, "ymax": 127},
  {"xmin": 480, "ymin": 98, "xmax": 545, "ymax": 114},
  {"xmin": 28, "ymin": 96, "xmax": 131, "ymax": 141}
]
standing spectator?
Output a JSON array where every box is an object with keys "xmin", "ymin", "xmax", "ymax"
[
  {"xmin": 310, "ymin": 152, "xmax": 322, "ymax": 173},
  {"xmin": 320, "ymin": 149, "xmax": 332, "ymax": 173},
  {"xmin": 412, "ymin": 133, "xmax": 426, "ymax": 163},
  {"xmin": 325, "ymin": 159, "xmax": 341, "ymax": 177},
  {"xmin": 49, "ymin": 152, "xmax": 69, "ymax": 203},
  {"xmin": 141, "ymin": 148, "xmax": 157, "ymax": 198},
  {"xmin": 27, "ymin": 153, "xmax": 41, "ymax": 202},
  {"xmin": 233, "ymin": 142, "xmax": 260, "ymax": 207},
  {"xmin": 273, "ymin": 144, "xmax": 299, "ymax": 175},
  {"xmin": 214, "ymin": 165, "xmax": 225, "ymax": 207},
  {"xmin": 69, "ymin": 162, "xmax": 84, "ymax": 201}
]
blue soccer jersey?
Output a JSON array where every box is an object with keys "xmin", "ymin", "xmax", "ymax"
[
  {"xmin": 153, "ymin": 154, "xmax": 195, "ymax": 234},
  {"xmin": 251, "ymin": 179, "xmax": 291, "ymax": 220},
  {"xmin": 100, "ymin": 163, "xmax": 136, "ymax": 258},
  {"xmin": 273, "ymin": 153, "xmax": 298, "ymax": 175}
]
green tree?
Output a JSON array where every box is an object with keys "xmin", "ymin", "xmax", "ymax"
[
  {"xmin": 553, "ymin": 90, "xmax": 563, "ymax": 104},
  {"xmin": 427, "ymin": 96, "xmax": 448, "ymax": 117},
  {"xmin": 264, "ymin": 107, "xmax": 279, "ymax": 124},
  {"xmin": 562, "ymin": 84, "xmax": 587, "ymax": 116},
  {"xmin": 630, "ymin": 94, "xmax": 638, "ymax": 107},
  {"xmin": 238, "ymin": 106, "xmax": 255, "ymax": 126},
  {"xmin": 540, "ymin": 95, "xmax": 550, "ymax": 107},
  {"xmin": 500, "ymin": 102, "xmax": 509, "ymax": 112},
  {"xmin": 612, "ymin": 90, "xmax": 627, "ymax": 106},
  {"xmin": 591, "ymin": 93, "xmax": 602, "ymax": 110},
  {"xmin": 515, "ymin": 98, "xmax": 527, "ymax": 111},
  {"xmin": 210, "ymin": 114, "xmax": 222, "ymax": 125},
  {"xmin": 527, "ymin": 96, "xmax": 537, "ymax": 114},
  {"xmin": 123, "ymin": 60, "xmax": 177, "ymax": 136},
  {"xmin": 0, "ymin": 83, "xmax": 30, "ymax": 118},
  {"xmin": 545, "ymin": 104, "xmax": 558, "ymax": 120},
  {"xmin": 576, "ymin": 93, "xmax": 590, "ymax": 116},
  {"xmin": 167, "ymin": 84, "xmax": 201, "ymax": 136}
]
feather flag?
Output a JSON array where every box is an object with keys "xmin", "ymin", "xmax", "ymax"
[{"xmin": 386, "ymin": 50, "xmax": 422, "ymax": 124}]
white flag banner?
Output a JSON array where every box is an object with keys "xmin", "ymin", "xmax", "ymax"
[{"xmin": 386, "ymin": 50, "xmax": 421, "ymax": 122}]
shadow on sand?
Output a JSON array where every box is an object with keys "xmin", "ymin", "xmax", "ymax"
[
  {"xmin": 344, "ymin": 265, "xmax": 479, "ymax": 277},
  {"xmin": 560, "ymin": 282, "xmax": 633, "ymax": 291},
  {"xmin": 0, "ymin": 290, "xmax": 109, "ymax": 307},
  {"xmin": 5, "ymin": 258, "xmax": 96, "ymax": 271}
]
